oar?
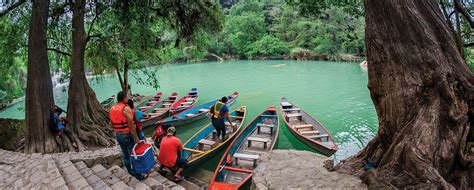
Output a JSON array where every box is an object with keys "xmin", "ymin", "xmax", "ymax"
[
  {"xmin": 229, "ymin": 116, "xmax": 243, "ymax": 119},
  {"xmin": 183, "ymin": 148, "xmax": 204, "ymax": 154}
]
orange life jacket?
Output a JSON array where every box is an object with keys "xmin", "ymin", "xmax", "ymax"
[{"xmin": 109, "ymin": 102, "xmax": 130, "ymax": 133}]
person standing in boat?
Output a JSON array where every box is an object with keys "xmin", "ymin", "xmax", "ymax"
[
  {"xmin": 210, "ymin": 96, "xmax": 234, "ymax": 142},
  {"xmin": 158, "ymin": 127, "xmax": 188, "ymax": 182},
  {"xmin": 109, "ymin": 91, "xmax": 142, "ymax": 180}
]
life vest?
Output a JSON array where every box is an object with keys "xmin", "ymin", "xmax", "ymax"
[
  {"xmin": 109, "ymin": 102, "xmax": 130, "ymax": 133},
  {"xmin": 213, "ymin": 101, "xmax": 225, "ymax": 118}
]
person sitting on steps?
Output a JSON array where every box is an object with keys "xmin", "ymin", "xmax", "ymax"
[{"xmin": 158, "ymin": 126, "xmax": 188, "ymax": 182}]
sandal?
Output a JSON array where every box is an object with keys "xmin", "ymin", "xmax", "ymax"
[{"xmin": 173, "ymin": 175, "xmax": 184, "ymax": 182}]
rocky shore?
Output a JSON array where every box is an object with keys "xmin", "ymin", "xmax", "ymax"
[{"xmin": 252, "ymin": 150, "xmax": 366, "ymax": 189}]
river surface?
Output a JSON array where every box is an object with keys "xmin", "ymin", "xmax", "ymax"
[{"xmin": 0, "ymin": 60, "xmax": 377, "ymax": 181}]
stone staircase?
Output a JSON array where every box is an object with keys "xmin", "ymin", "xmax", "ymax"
[{"xmin": 0, "ymin": 148, "xmax": 205, "ymax": 189}]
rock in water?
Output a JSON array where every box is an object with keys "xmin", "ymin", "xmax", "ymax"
[{"xmin": 252, "ymin": 150, "xmax": 367, "ymax": 189}]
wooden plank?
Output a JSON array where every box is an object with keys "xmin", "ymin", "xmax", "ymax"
[
  {"xmin": 198, "ymin": 139, "xmax": 216, "ymax": 146},
  {"xmin": 300, "ymin": 130, "xmax": 320, "ymax": 135},
  {"xmin": 283, "ymin": 108, "xmax": 300, "ymax": 111},
  {"xmin": 260, "ymin": 114, "xmax": 277, "ymax": 117},
  {"xmin": 256, "ymin": 123, "xmax": 274, "ymax": 128},
  {"xmin": 307, "ymin": 134, "xmax": 329, "ymax": 140},
  {"xmin": 286, "ymin": 113, "xmax": 302, "ymax": 118},
  {"xmin": 185, "ymin": 114, "xmax": 196, "ymax": 118},
  {"xmin": 229, "ymin": 116, "xmax": 243, "ymax": 119},
  {"xmin": 281, "ymin": 102, "xmax": 292, "ymax": 107},
  {"xmin": 234, "ymin": 153, "xmax": 259, "ymax": 160},
  {"xmin": 247, "ymin": 137, "xmax": 270, "ymax": 142},
  {"xmin": 294, "ymin": 124, "xmax": 313, "ymax": 129}
]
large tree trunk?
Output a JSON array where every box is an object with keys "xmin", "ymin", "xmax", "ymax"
[
  {"xmin": 334, "ymin": 0, "xmax": 474, "ymax": 189},
  {"xmin": 24, "ymin": 0, "xmax": 58, "ymax": 153},
  {"xmin": 65, "ymin": 0, "xmax": 115, "ymax": 151}
]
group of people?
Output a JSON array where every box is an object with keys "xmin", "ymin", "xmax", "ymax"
[
  {"xmin": 109, "ymin": 91, "xmax": 233, "ymax": 182},
  {"xmin": 109, "ymin": 91, "xmax": 188, "ymax": 182}
]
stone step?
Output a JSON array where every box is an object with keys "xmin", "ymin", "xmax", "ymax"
[
  {"xmin": 75, "ymin": 161, "xmax": 111, "ymax": 190},
  {"xmin": 55, "ymin": 158, "xmax": 92, "ymax": 190}
]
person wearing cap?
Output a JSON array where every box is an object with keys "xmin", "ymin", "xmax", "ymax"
[
  {"xmin": 158, "ymin": 126, "xmax": 188, "ymax": 182},
  {"xmin": 209, "ymin": 96, "xmax": 234, "ymax": 142}
]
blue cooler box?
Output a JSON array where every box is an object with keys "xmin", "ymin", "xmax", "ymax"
[{"xmin": 131, "ymin": 143, "xmax": 156, "ymax": 174}]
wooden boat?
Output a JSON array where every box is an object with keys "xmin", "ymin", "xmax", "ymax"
[
  {"xmin": 170, "ymin": 88, "xmax": 199, "ymax": 114},
  {"xmin": 155, "ymin": 92, "xmax": 239, "ymax": 127},
  {"xmin": 209, "ymin": 107, "xmax": 279, "ymax": 190},
  {"xmin": 140, "ymin": 92, "xmax": 178, "ymax": 128},
  {"xmin": 181, "ymin": 106, "xmax": 247, "ymax": 174},
  {"xmin": 135, "ymin": 92, "xmax": 163, "ymax": 113},
  {"xmin": 279, "ymin": 98, "xmax": 338, "ymax": 156},
  {"xmin": 100, "ymin": 95, "xmax": 115, "ymax": 109}
]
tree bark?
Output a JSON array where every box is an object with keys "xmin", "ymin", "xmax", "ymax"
[
  {"xmin": 65, "ymin": 0, "xmax": 115, "ymax": 151},
  {"xmin": 334, "ymin": 0, "xmax": 474, "ymax": 189},
  {"xmin": 24, "ymin": 0, "xmax": 58, "ymax": 154}
]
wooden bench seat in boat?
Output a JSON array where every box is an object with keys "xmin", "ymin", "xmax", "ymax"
[
  {"xmin": 233, "ymin": 153, "xmax": 259, "ymax": 167},
  {"xmin": 293, "ymin": 124, "xmax": 313, "ymax": 130},
  {"xmin": 256, "ymin": 123, "xmax": 275, "ymax": 135},
  {"xmin": 185, "ymin": 114, "xmax": 196, "ymax": 118},
  {"xmin": 198, "ymin": 109, "xmax": 209, "ymax": 113},
  {"xmin": 162, "ymin": 103, "xmax": 173, "ymax": 106},
  {"xmin": 300, "ymin": 130, "xmax": 320, "ymax": 135},
  {"xmin": 154, "ymin": 108, "xmax": 167, "ymax": 111},
  {"xmin": 281, "ymin": 102, "xmax": 292, "ymax": 107},
  {"xmin": 282, "ymin": 108, "xmax": 301, "ymax": 112},
  {"xmin": 185, "ymin": 98, "xmax": 194, "ymax": 101},
  {"xmin": 247, "ymin": 136, "xmax": 271, "ymax": 149},
  {"xmin": 307, "ymin": 134, "xmax": 329, "ymax": 141},
  {"xmin": 198, "ymin": 139, "xmax": 217, "ymax": 150},
  {"xmin": 181, "ymin": 102, "xmax": 193, "ymax": 105},
  {"xmin": 260, "ymin": 114, "xmax": 277, "ymax": 118},
  {"xmin": 177, "ymin": 106, "xmax": 190, "ymax": 109},
  {"xmin": 286, "ymin": 113, "xmax": 302, "ymax": 118}
]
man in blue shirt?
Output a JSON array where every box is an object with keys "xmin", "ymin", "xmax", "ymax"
[{"xmin": 210, "ymin": 97, "xmax": 234, "ymax": 142}]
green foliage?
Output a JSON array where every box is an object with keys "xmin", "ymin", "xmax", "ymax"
[
  {"xmin": 209, "ymin": 1, "xmax": 365, "ymax": 59},
  {"xmin": 246, "ymin": 35, "xmax": 290, "ymax": 58},
  {"xmin": 226, "ymin": 12, "xmax": 266, "ymax": 57},
  {"xmin": 0, "ymin": 10, "xmax": 28, "ymax": 103}
]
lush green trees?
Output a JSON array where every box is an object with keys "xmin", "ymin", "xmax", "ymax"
[{"xmin": 208, "ymin": 1, "xmax": 365, "ymax": 60}]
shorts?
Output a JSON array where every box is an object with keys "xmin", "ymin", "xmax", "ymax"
[{"xmin": 175, "ymin": 157, "xmax": 188, "ymax": 169}]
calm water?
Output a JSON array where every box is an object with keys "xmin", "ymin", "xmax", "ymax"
[{"xmin": 0, "ymin": 60, "xmax": 377, "ymax": 180}]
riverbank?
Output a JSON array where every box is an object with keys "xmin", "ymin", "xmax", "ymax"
[
  {"xmin": 252, "ymin": 150, "xmax": 366, "ymax": 189},
  {"xmin": 176, "ymin": 50, "xmax": 365, "ymax": 64}
]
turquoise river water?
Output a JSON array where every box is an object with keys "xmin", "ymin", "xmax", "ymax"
[{"xmin": 0, "ymin": 60, "xmax": 377, "ymax": 181}]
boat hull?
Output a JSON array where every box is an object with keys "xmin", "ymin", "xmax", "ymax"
[
  {"xmin": 156, "ymin": 92, "xmax": 239, "ymax": 127},
  {"xmin": 280, "ymin": 98, "xmax": 337, "ymax": 156}
]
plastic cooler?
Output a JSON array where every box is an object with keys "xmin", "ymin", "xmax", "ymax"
[{"xmin": 131, "ymin": 142, "xmax": 156, "ymax": 173}]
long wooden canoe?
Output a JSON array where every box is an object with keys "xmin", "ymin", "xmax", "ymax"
[
  {"xmin": 280, "ymin": 98, "xmax": 338, "ymax": 156},
  {"xmin": 135, "ymin": 92, "xmax": 163, "ymax": 113},
  {"xmin": 209, "ymin": 107, "xmax": 279, "ymax": 190},
  {"xmin": 155, "ymin": 92, "xmax": 239, "ymax": 127},
  {"xmin": 140, "ymin": 92, "xmax": 178, "ymax": 128},
  {"xmin": 100, "ymin": 95, "xmax": 115, "ymax": 109},
  {"xmin": 170, "ymin": 88, "xmax": 199, "ymax": 114},
  {"xmin": 181, "ymin": 106, "xmax": 247, "ymax": 174}
]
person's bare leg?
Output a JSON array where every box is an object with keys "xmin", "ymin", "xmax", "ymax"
[{"xmin": 174, "ymin": 168, "xmax": 184, "ymax": 177}]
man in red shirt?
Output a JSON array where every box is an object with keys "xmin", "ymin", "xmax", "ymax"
[{"xmin": 158, "ymin": 126, "xmax": 188, "ymax": 182}]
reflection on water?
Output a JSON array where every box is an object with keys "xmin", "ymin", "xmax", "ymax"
[{"xmin": 0, "ymin": 60, "xmax": 378, "ymax": 181}]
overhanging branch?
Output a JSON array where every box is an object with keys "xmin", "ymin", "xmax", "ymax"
[
  {"xmin": 464, "ymin": 42, "xmax": 474, "ymax": 47},
  {"xmin": 453, "ymin": 0, "xmax": 474, "ymax": 29},
  {"xmin": 0, "ymin": 0, "xmax": 26, "ymax": 17},
  {"xmin": 47, "ymin": 48, "xmax": 71, "ymax": 56}
]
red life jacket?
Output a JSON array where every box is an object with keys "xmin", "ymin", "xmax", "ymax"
[{"xmin": 109, "ymin": 102, "xmax": 130, "ymax": 133}]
